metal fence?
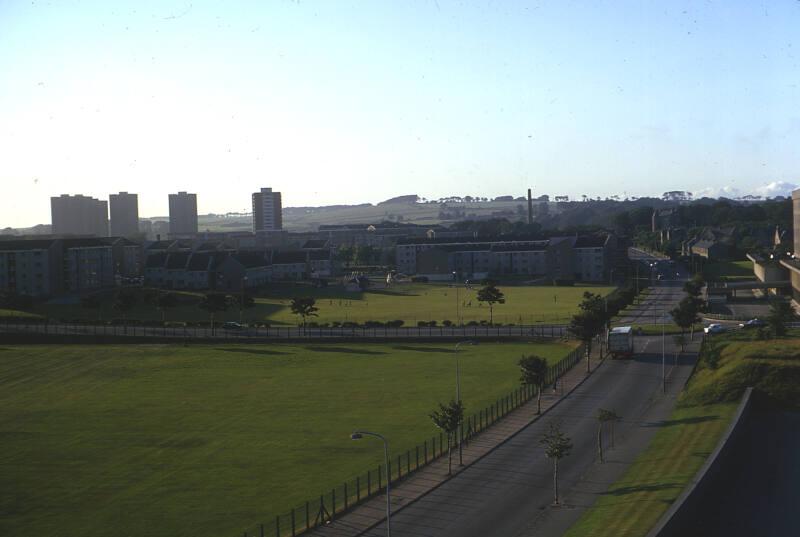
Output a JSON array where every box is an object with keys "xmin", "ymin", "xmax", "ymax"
[
  {"xmin": 237, "ymin": 343, "xmax": 587, "ymax": 537},
  {"xmin": 0, "ymin": 318, "xmax": 570, "ymax": 340}
]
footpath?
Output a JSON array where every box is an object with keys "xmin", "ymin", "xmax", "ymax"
[{"xmin": 306, "ymin": 345, "xmax": 605, "ymax": 537}]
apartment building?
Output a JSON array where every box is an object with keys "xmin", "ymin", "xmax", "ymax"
[
  {"xmin": 168, "ymin": 192, "xmax": 198, "ymax": 234},
  {"xmin": 51, "ymin": 194, "xmax": 108, "ymax": 237},
  {"xmin": 252, "ymin": 187, "xmax": 283, "ymax": 231},
  {"xmin": 109, "ymin": 192, "xmax": 139, "ymax": 237},
  {"xmin": 0, "ymin": 239, "xmax": 63, "ymax": 297}
]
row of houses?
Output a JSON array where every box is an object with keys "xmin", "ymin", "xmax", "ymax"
[
  {"xmin": 395, "ymin": 234, "xmax": 617, "ymax": 282},
  {"xmin": 144, "ymin": 249, "xmax": 333, "ymax": 290},
  {"xmin": 0, "ymin": 237, "xmax": 142, "ymax": 297}
]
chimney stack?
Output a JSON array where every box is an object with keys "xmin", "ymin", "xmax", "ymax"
[{"xmin": 527, "ymin": 188, "xmax": 533, "ymax": 224}]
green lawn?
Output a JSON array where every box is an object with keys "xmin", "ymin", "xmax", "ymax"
[
  {"xmin": 702, "ymin": 260, "xmax": 753, "ymax": 280},
  {"xmin": 564, "ymin": 403, "xmax": 737, "ymax": 537},
  {"xmin": 0, "ymin": 340, "xmax": 576, "ymax": 537},
  {"xmin": 26, "ymin": 283, "xmax": 615, "ymax": 326}
]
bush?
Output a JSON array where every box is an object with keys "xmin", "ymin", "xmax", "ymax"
[
  {"xmin": 410, "ymin": 276, "xmax": 429, "ymax": 283},
  {"xmin": 442, "ymin": 320, "xmax": 453, "ymax": 327},
  {"xmin": 467, "ymin": 320, "xmax": 479, "ymax": 326},
  {"xmin": 386, "ymin": 320, "xmax": 404, "ymax": 328},
  {"xmin": 331, "ymin": 321, "xmax": 341, "ymax": 327}
]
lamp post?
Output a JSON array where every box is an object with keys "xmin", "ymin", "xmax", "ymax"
[
  {"xmin": 453, "ymin": 271, "xmax": 459, "ymax": 326},
  {"xmin": 351, "ymin": 431, "xmax": 391, "ymax": 537},
  {"xmin": 661, "ymin": 308, "xmax": 666, "ymax": 393},
  {"xmin": 239, "ymin": 275, "xmax": 248, "ymax": 324},
  {"xmin": 453, "ymin": 341, "xmax": 474, "ymax": 466}
]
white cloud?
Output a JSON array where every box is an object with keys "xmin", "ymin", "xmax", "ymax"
[
  {"xmin": 753, "ymin": 181, "xmax": 797, "ymax": 198},
  {"xmin": 694, "ymin": 185, "xmax": 741, "ymax": 199}
]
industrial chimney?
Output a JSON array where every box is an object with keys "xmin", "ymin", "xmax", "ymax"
[{"xmin": 527, "ymin": 188, "xmax": 533, "ymax": 224}]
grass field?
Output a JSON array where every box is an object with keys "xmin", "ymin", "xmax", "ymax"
[
  {"xmin": 564, "ymin": 402, "xmax": 738, "ymax": 537},
  {"xmin": 19, "ymin": 283, "xmax": 615, "ymax": 326},
  {"xmin": 0, "ymin": 340, "xmax": 576, "ymax": 537}
]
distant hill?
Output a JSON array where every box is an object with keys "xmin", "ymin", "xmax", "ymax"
[{"xmin": 377, "ymin": 194, "xmax": 419, "ymax": 205}]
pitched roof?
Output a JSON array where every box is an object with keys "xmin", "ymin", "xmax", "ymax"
[
  {"xmin": 145, "ymin": 252, "xmax": 168, "ymax": 268},
  {"xmin": 574, "ymin": 235, "xmax": 608, "ymax": 248},
  {"xmin": 166, "ymin": 252, "xmax": 191, "ymax": 269},
  {"xmin": 186, "ymin": 252, "xmax": 212, "ymax": 271},
  {"xmin": 232, "ymin": 252, "xmax": 270, "ymax": 268},
  {"xmin": 0, "ymin": 239, "xmax": 58, "ymax": 251}
]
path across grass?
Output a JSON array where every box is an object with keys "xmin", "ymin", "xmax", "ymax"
[{"xmin": 0, "ymin": 340, "xmax": 576, "ymax": 537}]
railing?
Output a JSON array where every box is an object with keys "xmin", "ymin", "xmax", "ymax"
[
  {"xmin": 0, "ymin": 318, "xmax": 571, "ymax": 340},
  {"xmin": 238, "ymin": 344, "xmax": 586, "ymax": 537}
]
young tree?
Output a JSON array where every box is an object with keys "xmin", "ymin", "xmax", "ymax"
[
  {"xmin": 156, "ymin": 292, "xmax": 179, "ymax": 322},
  {"xmin": 429, "ymin": 399, "xmax": 464, "ymax": 476},
  {"xmin": 673, "ymin": 333, "xmax": 687, "ymax": 355},
  {"xmin": 595, "ymin": 408, "xmax": 620, "ymax": 462},
  {"xmin": 767, "ymin": 299, "xmax": 795, "ymax": 336},
  {"xmin": 233, "ymin": 292, "xmax": 256, "ymax": 324},
  {"xmin": 112, "ymin": 290, "xmax": 138, "ymax": 328},
  {"xmin": 670, "ymin": 296, "xmax": 702, "ymax": 340},
  {"xmin": 198, "ymin": 292, "xmax": 230, "ymax": 334},
  {"xmin": 290, "ymin": 297, "xmax": 318, "ymax": 332},
  {"xmin": 80, "ymin": 293, "xmax": 104, "ymax": 322},
  {"xmin": 476, "ymin": 282, "xmax": 505, "ymax": 324},
  {"xmin": 519, "ymin": 355, "xmax": 549, "ymax": 414},
  {"xmin": 568, "ymin": 310, "xmax": 605, "ymax": 374},
  {"xmin": 540, "ymin": 421, "xmax": 573, "ymax": 505}
]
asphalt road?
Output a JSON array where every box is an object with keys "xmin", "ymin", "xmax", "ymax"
[{"xmin": 361, "ymin": 335, "xmax": 696, "ymax": 537}]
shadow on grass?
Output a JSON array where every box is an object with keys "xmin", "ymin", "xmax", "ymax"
[
  {"xmin": 643, "ymin": 415, "xmax": 719, "ymax": 428},
  {"xmin": 304, "ymin": 346, "xmax": 386, "ymax": 355},
  {"xmin": 391, "ymin": 345, "xmax": 453, "ymax": 353},
  {"xmin": 602, "ymin": 482, "xmax": 681, "ymax": 496},
  {"xmin": 214, "ymin": 347, "xmax": 289, "ymax": 356}
]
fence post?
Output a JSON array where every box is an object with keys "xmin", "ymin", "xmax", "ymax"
[
  {"xmin": 368, "ymin": 469, "xmax": 372, "ymax": 496},
  {"xmin": 306, "ymin": 501, "xmax": 310, "ymax": 529},
  {"xmin": 344, "ymin": 482, "xmax": 348, "ymax": 510},
  {"xmin": 291, "ymin": 508, "xmax": 296, "ymax": 536},
  {"xmin": 397, "ymin": 455, "xmax": 401, "ymax": 479},
  {"xmin": 275, "ymin": 516, "xmax": 280, "ymax": 537},
  {"xmin": 260, "ymin": 523, "xmax": 264, "ymax": 537},
  {"xmin": 407, "ymin": 449, "xmax": 411, "ymax": 474},
  {"xmin": 331, "ymin": 488, "xmax": 336, "ymax": 515},
  {"xmin": 415, "ymin": 446, "xmax": 419, "ymax": 469},
  {"xmin": 378, "ymin": 464, "xmax": 382, "ymax": 491},
  {"xmin": 356, "ymin": 476, "xmax": 360, "ymax": 502}
]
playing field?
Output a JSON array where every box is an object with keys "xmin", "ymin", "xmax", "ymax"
[
  {"xmin": 27, "ymin": 283, "xmax": 615, "ymax": 325},
  {"xmin": 0, "ymin": 340, "xmax": 577, "ymax": 537}
]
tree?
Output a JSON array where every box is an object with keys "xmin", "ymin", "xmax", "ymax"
[
  {"xmin": 519, "ymin": 355, "xmax": 549, "ymax": 414},
  {"xmin": 233, "ymin": 292, "xmax": 256, "ymax": 324},
  {"xmin": 430, "ymin": 400, "xmax": 465, "ymax": 475},
  {"xmin": 112, "ymin": 290, "xmax": 138, "ymax": 328},
  {"xmin": 670, "ymin": 296, "xmax": 702, "ymax": 341},
  {"xmin": 290, "ymin": 297, "xmax": 318, "ymax": 332},
  {"xmin": 540, "ymin": 422, "xmax": 572, "ymax": 505},
  {"xmin": 767, "ymin": 299, "xmax": 795, "ymax": 336},
  {"xmin": 156, "ymin": 292, "xmax": 179, "ymax": 322},
  {"xmin": 595, "ymin": 408, "xmax": 620, "ymax": 462},
  {"xmin": 80, "ymin": 293, "xmax": 103, "ymax": 322},
  {"xmin": 476, "ymin": 282, "xmax": 505, "ymax": 324},
  {"xmin": 673, "ymin": 333, "xmax": 687, "ymax": 355},
  {"xmin": 568, "ymin": 305, "xmax": 605, "ymax": 374},
  {"xmin": 683, "ymin": 274, "xmax": 705, "ymax": 298},
  {"xmin": 198, "ymin": 293, "xmax": 230, "ymax": 334}
]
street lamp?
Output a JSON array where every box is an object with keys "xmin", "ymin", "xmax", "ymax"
[
  {"xmin": 453, "ymin": 340, "xmax": 474, "ymax": 466},
  {"xmin": 239, "ymin": 275, "xmax": 248, "ymax": 324},
  {"xmin": 452, "ymin": 272, "xmax": 460, "ymax": 326},
  {"xmin": 351, "ymin": 431, "xmax": 391, "ymax": 537}
]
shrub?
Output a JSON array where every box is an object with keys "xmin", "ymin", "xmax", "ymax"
[
  {"xmin": 442, "ymin": 320, "xmax": 453, "ymax": 327},
  {"xmin": 386, "ymin": 319, "xmax": 404, "ymax": 328}
]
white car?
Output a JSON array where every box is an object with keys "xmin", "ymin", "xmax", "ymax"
[{"xmin": 704, "ymin": 323, "xmax": 726, "ymax": 335}]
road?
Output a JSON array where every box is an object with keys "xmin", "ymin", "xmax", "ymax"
[{"xmin": 359, "ymin": 332, "xmax": 696, "ymax": 537}]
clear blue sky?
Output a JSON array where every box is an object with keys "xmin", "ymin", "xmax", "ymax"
[{"xmin": 1, "ymin": 0, "xmax": 799, "ymax": 227}]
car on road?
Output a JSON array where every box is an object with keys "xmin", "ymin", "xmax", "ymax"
[
  {"xmin": 704, "ymin": 323, "xmax": 726, "ymax": 335},
  {"xmin": 739, "ymin": 318, "xmax": 767, "ymax": 329},
  {"xmin": 222, "ymin": 322, "xmax": 244, "ymax": 330}
]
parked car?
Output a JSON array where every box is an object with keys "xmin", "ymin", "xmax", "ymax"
[
  {"xmin": 739, "ymin": 318, "xmax": 767, "ymax": 329},
  {"xmin": 222, "ymin": 321, "xmax": 244, "ymax": 330},
  {"xmin": 704, "ymin": 323, "xmax": 726, "ymax": 335}
]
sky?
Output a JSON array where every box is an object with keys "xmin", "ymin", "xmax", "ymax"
[{"xmin": 1, "ymin": 0, "xmax": 799, "ymax": 227}]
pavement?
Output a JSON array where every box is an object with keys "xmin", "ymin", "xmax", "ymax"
[{"xmin": 305, "ymin": 277, "xmax": 698, "ymax": 537}]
